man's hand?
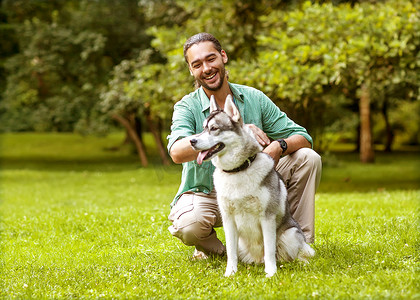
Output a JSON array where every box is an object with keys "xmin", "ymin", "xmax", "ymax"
[
  {"xmin": 264, "ymin": 135, "xmax": 312, "ymax": 166},
  {"xmin": 245, "ymin": 124, "xmax": 270, "ymax": 147},
  {"xmin": 169, "ymin": 135, "xmax": 200, "ymax": 164},
  {"xmin": 263, "ymin": 141, "xmax": 282, "ymax": 165}
]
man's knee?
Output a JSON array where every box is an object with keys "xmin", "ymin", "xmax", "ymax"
[
  {"xmin": 294, "ymin": 148, "xmax": 322, "ymax": 170},
  {"xmin": 169, "ymin": 208, "xmax": 214, "ymax": 246},
  {"xmin": 173, "ymin": 221, "xmax": 213, "ymax": 246}
]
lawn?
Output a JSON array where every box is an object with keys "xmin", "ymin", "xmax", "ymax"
[{"xmin": 1, "ymin": 133, "xmax": 419, "ymax": 299}]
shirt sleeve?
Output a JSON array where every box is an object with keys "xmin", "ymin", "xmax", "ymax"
[
  {"xmin": 167, "ymin": 97, "xmax": 196, "ymax": 152},
  {"xmin": 259, "ymin": 92, "xmax": 313, "ymax": 146}
]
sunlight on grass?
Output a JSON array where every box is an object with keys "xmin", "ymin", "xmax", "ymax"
[{"xmin": 1, "ymin": 133, "xmax": 419, "ymax": 298}]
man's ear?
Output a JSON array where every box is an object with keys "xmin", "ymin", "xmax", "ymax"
[
  {"xmin": 224, "ymin": 95, "xmax": 241, "ymax": 123},
  {"xmin": 221, "ymin": 50, "xmax": 228, "ymax": 64}
]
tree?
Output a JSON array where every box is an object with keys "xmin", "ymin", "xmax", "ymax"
[
  {"xmin": 234, "ymin": 0, "xmax": 419, "ymax": 161},
  {"xmin": 0, "ymin": 0, "xmax": 153, "ymax": 133},
  {"xmin": 359, "ymin": 84, "xmax": 375, "ymax": 162},
  {"xmin": 101, "ymin": 53, "xmax": 165, "ymax": 167},
  {"xmin": 1, "ymin": 18, "xmax": 108, "ymax": 132}
]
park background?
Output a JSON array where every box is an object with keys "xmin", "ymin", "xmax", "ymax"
[{"xmin": 0, "ymin": 0, "xmax": 419, "ymax": 299}]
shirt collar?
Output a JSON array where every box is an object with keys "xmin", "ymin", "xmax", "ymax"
[
  {"xmin": 200, "ymin": 83, "xmax": 244, "ymax": 113},
  {"xmin": 199, "ymin": 88, "xmax": 210, "ymax": 113}
]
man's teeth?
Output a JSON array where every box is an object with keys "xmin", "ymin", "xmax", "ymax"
[{"xmin": 205, "ymin": 73, "xmax": 216, "ymax": 80}]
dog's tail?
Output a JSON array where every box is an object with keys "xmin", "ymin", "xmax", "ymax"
[
  {"xmin": 298, "ymin": 242, "xmax": 315, "ymax": 263},
  {"xmin": 277, "ymin": 227, "xmax": 316, "ymax": 263}
]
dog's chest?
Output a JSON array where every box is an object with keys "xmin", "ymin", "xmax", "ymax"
[
  {"xmin": 219, "ymin": 194, "xmax": 265, "ymax": 215},
  {"xmin": 214, "ymin": 174, "xmax": 270, "ymax": 215},
  {"xmin": 213, "ymin": 157, "xmax": 274, "ymax": 215}
]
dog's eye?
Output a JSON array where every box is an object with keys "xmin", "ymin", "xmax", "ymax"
[{"xmin": 210, "ymin": 126, "xmax": 218, "ymax": 131}]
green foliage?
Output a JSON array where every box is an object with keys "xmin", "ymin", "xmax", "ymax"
[
  {"xmin": 389, "ymin": 100, "xmax": 420, "ymax": 145},
  {"xmin": 0, "ymin": 0, "xmax": 153, "ymax": 133},
  {"xmin": 0, "ymin": 133, "xmax": 419, "ymax": 298},
  {"xmin": 100, "ymin": 52, "xmax": 151, "ymax": 118},
  {"xmin": 100, "ymin": 49, "xmax": 190, "ymax": 123},
  {"xmin": 1, "ymin": 18, "xmax": 107, "ymax": 132},
  {"xmin": 231, "ymin": 0, "xmax": 420, "ymax": 145}
]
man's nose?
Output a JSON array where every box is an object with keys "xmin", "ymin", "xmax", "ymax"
[{"xmin": 203, "ymin": 62, "xmax": 211, "ymax": 73}]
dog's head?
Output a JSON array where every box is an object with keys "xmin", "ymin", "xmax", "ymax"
[{"xmin": 190, "ymin": 95, "xmax": 248, "ymax": 165}]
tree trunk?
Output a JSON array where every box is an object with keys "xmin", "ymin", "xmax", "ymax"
[
  {"xmin": 359, "ymin": 84, "xmax": 375, "ymax": 163},
  {"xmin": 145, "ymin": 112, "xmax": 170, "ymax": 166},
  {"xmin": 122, "ymin": 116, "xmax": 143, "ymax": 145},
  {"xmin": 355, "ymin": 123, "xmax": 361, "ymax": 153},
  {"xmin": 382, "ymin": 99, "xmax": 394, "ymax": 152},
  {"xmin": 112, "ymin": 113, "xmax": 148, "ymax": 167}
]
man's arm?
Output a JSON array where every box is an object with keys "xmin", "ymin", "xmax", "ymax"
[
  {"xmin": 244, "ymin": 124, "xmax": 311, "ymax": 165},
  {"xmin": 264, "ymin": 135, "xmax": 311, "ymax": 165},
  {"xmin": 167, "ymin": 95, "xmax": 200, "ymax": 164},
  {"xmin": 169, "ymin": 136, "xmax": 199, "ymax": 164}
]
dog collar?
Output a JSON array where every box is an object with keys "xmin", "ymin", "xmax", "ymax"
[{"xmin": 223, "ymin": 154, "xmax": 257, "ymax": 173}]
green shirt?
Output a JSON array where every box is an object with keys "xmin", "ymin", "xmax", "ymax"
[{"xmin": 167, "ymin": 82, "xmax": 312, "ymax": 207}]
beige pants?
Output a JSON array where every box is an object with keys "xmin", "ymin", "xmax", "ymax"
[{"xmin": 168, "ymin": 148, "xmax": 322, "ymax": 255}]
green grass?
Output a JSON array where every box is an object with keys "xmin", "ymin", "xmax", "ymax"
[{"xmin": 1, "ymin": 133, "xmax": 419, "ymax": 299}]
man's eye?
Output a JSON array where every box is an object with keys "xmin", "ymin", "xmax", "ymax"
[{"xmin": 192, "ymin": 64, "xmax": 201, "ymax": 69}]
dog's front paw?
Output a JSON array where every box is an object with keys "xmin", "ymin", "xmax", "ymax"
[
  {"xmin": 224, "ymin": 265, "xmax": 237, "ymax": 277},
  {"xmin": 265, "ymin": 265, "xmax": 277, "ymax": 278}
]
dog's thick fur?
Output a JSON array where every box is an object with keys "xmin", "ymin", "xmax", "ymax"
[{"xmin": 190, "ymin": 95, "xmax": 314, "ymax": 277}]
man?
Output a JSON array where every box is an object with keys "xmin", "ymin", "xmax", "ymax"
[{"xmin": 167, "ymin": 32, "xmax": 322, "ymax": 259}]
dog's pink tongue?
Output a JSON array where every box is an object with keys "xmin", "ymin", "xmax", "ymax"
[{"xmin": 197, "ymin": 150, "xmax": 209, "ymax": 165}]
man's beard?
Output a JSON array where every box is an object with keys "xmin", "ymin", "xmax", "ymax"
[{"xmin": 196, "ymin": 67, "xmax": 226, "ymax": 91}]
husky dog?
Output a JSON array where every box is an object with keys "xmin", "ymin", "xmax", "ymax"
[{"xmin": 190, "ymin": 95, "xmax": 315, "ymax": 277}]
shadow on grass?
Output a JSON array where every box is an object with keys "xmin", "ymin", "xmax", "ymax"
[
  {"xmin": 1, "ymin": 132, "xmax": 419, "ymax": 190},
  {"xmin": 318, "ymin": 151, "xmax": 420, "ymax": 192},
  {"xmin": 0, "ymin": 155, "xmax": 143, "ymax": 172},
  {"xmin": 0, "ymin": 152, "xmax": 181, "ymax": 173},
  {"xmin": 0, "ymin": 132, "xmax": 177, "ymax": 172}
]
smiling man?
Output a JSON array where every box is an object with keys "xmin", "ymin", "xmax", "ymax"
[{"xmin": 167, "ymin": 32, "xmax": 322, "ymax": 259}]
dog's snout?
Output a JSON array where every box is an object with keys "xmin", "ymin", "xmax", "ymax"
[{"xmin": 190, "ymin": 138, "xmax": 197, "ymax": 146}]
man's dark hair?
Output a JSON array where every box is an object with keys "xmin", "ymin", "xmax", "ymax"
[{"xmin": 183, "ymin": 33, "xmax": 222, "ymax": 64}]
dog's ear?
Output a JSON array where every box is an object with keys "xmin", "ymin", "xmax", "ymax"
[
  {"xmin": 210, "ymin": 95, "xmax": 218, "ymax": 113},
  {"xmin": 224, "ymin": 94, "xmax": 242, "ymax": 123}
]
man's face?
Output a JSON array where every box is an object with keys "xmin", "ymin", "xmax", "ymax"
[{"xmin": 186, "ymin": 41, "xmax": 228, "ymax": 91}]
